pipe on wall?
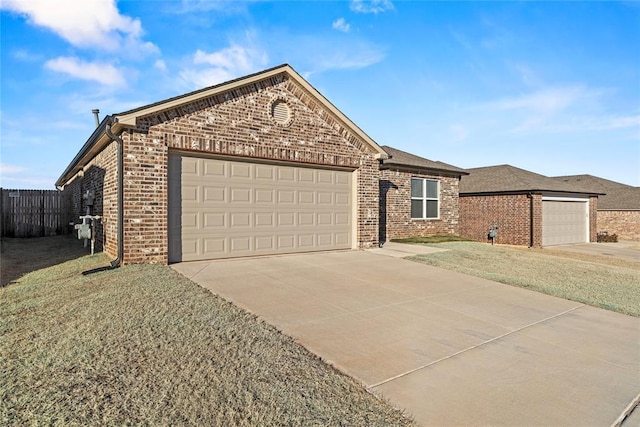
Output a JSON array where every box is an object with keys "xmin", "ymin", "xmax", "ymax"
[
  {"xmin": 105, "ymin": 118, "xmax": 124, "ymax": 268},
  {"xmin": 527, "ymin": 192, "xmax": 534, "ymax": 248}
]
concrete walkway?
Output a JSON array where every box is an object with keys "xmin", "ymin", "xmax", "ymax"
[{"xmin": 173, "ymin": 250, "xmax": 640, "ymax": 426}]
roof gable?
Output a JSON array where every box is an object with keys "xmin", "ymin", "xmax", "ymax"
[
  {"xmin": 113, "ymin": 64, "xmax": 386, "ymax": 158},
  {"xmin": 460, "ymin": 165, "xmax": 602, "ymax": 195},
  {"xmin": 56, "ymin": 64, "xmax": 387, "ymax": 187},
  {"xmin": 381, "ymin": 146, "xmax": 467, "ymax": 175}
]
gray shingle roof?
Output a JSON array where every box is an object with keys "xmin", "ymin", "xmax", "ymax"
[
  {"xmin": 381, "ymin": 146, "xmax": 468, "ymax": 175},
  {"xmin": 553, "ymin": 175, "xmax": 639, "ymax": 210},
  {"xmin": 460, "ymin": 165, "xmax": 602, "ymax": 195}
]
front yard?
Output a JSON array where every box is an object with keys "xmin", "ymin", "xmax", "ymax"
[
  {"xmin": 406, "ymin": 241, "xmax": 640, "ymax": 317},
  {"xmin": 0, "ymin": 236, "xmax": 414, "ymax": 426}
]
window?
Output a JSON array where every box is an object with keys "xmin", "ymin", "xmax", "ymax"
[{"xmin": 411, "ymin": 178, "xmax": 439, "ymax": 219}]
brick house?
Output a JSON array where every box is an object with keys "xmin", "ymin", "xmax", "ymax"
[
  {"xmin": 56, "ymin": 64, "xmax": 465, "ymax": 265},
  {"xmin": 553, "ymin": 175, "xmax": 640, "ymax": 241},
  {"xmin": 459, "ymin": 165, "xmax": 601, "ymax": 247},
  {"xmin": 379, "ymin": 146, "xmax": 468, "ymax": 242}
]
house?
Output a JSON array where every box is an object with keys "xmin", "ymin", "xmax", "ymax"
[
  {"xmin": 459, "ymin": 165, "xmax": 602, "ymax": 247},
  {"xmin": 378, "ymin": 146, "xmax": 468, "ymax": 242},
  {"xmin": 56, "ymin": 64, "xmax": 390, "ymax": 264},
  {"xmin": 56, "ymin": 64, "xmax": 467, "ymax": 265},
  {"xmin": 553, "ymin": 175, "xmax": 640, "ymax": 241}
]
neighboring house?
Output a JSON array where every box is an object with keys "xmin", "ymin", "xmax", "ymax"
[
  {"xmin": 459, "ymin": 165, "xmax": 602, "ymax": 247},
  {"xmin": 379, "ymin": 146, "xmax": 468, "ymax": 242},
  {"xmin": 553, "ymin": 175, "xmax": 640, "ymax": 241},
  {"xmin": 56, "ymin": 64, "xmax": 390, "ymax": 264}
]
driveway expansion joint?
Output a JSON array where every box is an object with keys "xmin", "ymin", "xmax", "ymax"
[{"xmin": 367, "ymin": 304, "xmax": 586, "ymax": 390}]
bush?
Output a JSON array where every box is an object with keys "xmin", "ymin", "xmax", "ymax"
[{"xmin": 597, "ymin": 231, "xmax": 618, "ymax": 243}]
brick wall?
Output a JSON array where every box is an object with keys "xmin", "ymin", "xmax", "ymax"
[
  {"xmin": 589, "ymin": 196, "xmax": 598, "ymax": 243},
  {"xmin": 460, "ymin": 194, "xmax": 534, "ymax": 246},
  {"xmin": 598, "ymin": 210, "xmax": 640, "ymax": 241},
  {"xmin": 380, "ymin": 169, "xmax": 460, "ymax": 242},
  {"xmin": 116, "ymin": 73, "xmax": 380, "ymax": 264},
  {"xmin": 62, "ymin": 141, "xmax": 118, "ymax": 258}
]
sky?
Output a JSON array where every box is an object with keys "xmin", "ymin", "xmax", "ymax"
[{"xmin": 1, "ymin": 0, "xmax": 639, "ymax": 189}]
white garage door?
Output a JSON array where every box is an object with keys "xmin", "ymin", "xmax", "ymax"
[
  {"xmin": 542, "ymin": 199, "xmax": 588, "ymax": 246},
  {"xmin": 168, "ymin": 154, "xmax": 353, "ymax": 262}
]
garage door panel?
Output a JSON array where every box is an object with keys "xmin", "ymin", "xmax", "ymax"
[
  {"xmin": 204, "ymin": 161, "xmax": 225, "ymax": 176},
  {"xmin": 299, "ymin": 191, "xmax": 314, "ymax": 204},
  {"xmin": 203, "ymin": 212, "xmax": 225, "ymax": 228},
  {"xmin": 278, "ymin": 235, "xmax": 295, "ymax": 249},
  {"xmin": 204, "ymin": 238, "xmax": 225, "ymax": 254},
  {"xmin": 231, "ymin": 163, "xmax": 251, "ymax": 178},
  {"xmin": 299, "ymin": 169, "xmax": 315, "ymax": 182},
  {"xmin": 169, "ymin": 154, "xmax": 353, "ymax": 262},
  {"xmin": 335, "ymin": 232, "xmax": 350, "ymax": 245},
  {"xmin": 255, "ymin": 165, "xmax": 274, "ymax": 180},
  {"xmin": 230, "ymin": 188, "xmax": 251, "ymax": 203},
  {"xmin": 203, "ymin": 186, "xmax": 225, "ymax": 202},
  {"xmin": 183, "ymin": 157, "xmax": 198, "ymax": 174},
  {"xmin": 298, "ymin": 213, "xmax": 315, "ymax": 226},
  {"xmin": 317, "ymin": 170, "xmax": 333, "ymax": 184},
  {"xmin": 299, "ymin": 235, "xmax": 315, "ymax": 247},
  {"xmin": 255, "ymin": 189, "xmax": 274, "ymax": 203},
  {"xmin": 230, "ymin": 213, "xmax": 251, "ymax": 227},
  {"xmin": 278, "ymin": 168, "xmax": 295, "ymax": 181},
  {"xmin": 183, "ymin": 185, "xmax": 199, "ymax": 202},
  {"xmin": 254, "ymin": 213, "xmax": 274, "ymax": 227},
  {"xmin": 277, "ymin": 212, "xmax": 295, "ymax": 226},
  {"xmin": 278, "ymin": 190, "xmax": 295, "ymax": 204},
  {"xmin": 336, "ymin": 193, "xmax": 350, "ymax": 205}
]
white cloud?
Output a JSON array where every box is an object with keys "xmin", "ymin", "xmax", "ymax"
[
  {"xmin": 45, "ymin": 56, "xmax": 126, "ymax": 87},
  {"xmin": 302, "ymin": 40, "xmax": 386, "ymax": 76},
  {"xmin": 1, "ymin": 0, "xmax": 158, "ymax": 55},
  {"xmin": 179, "ymin": 41, "xmax": 268, "ymax": 89},
  {"xmin": 480, "ymin": 85, "xmax": 639, "ymax": 136},
  {"xmin": 332, "ymin": 18, "xmax": 351, "ymax": 33},
  {"xmin": 350, "ymin": 0, "xmax": 394, "ymax": 14},
  {"xmin": 11, "ymin": 49, "xmax": 43, "ymax": 62},
  {"xmin": 489, "ymin": 86, "xmax": 592, "ymax": 113},
  {"xmin": 154, "ymin": 59, "xmax": 168, "ymax": 72},
  {"xmin": 0, "ymin": 163, "xmax": 25, "ymax": 175}
]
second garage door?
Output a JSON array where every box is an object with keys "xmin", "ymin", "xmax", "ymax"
[
  {"xmin": 168, "ymin": 154, "xmax": 353, "ymax": 262},
  {"xmin": 542, "ymin": 199, "xmax": 588, "ymax": 246}
]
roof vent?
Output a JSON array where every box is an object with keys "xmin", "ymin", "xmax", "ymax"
[{"xmin": 269, "ymin": 98, "xmax": 293, "ymax": 126}]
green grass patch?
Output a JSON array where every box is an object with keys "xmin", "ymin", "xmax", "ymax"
[
  {"xmin": 390, "ymin": 235, "xmax": 472, "ymax": 244},
  {"xmin": 1, "ymin": 240, "xmax": 414, "ymax": 426},
  {"xmin": 408, "ymin": 242, "xmax": 640, "ymax": 317}
]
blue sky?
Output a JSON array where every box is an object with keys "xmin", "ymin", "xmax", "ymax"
[{"xmin": 1, "ymin": 0, "xmax": 639, "ymax": 189}]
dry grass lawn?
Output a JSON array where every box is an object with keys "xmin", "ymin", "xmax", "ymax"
[
  {"xmin": 408, "ymin": 241, "xmax": 640, "ymax": 317},
  {"xmin": 0, "ymin": 236, "xmax": 414, "ymax": 426}
]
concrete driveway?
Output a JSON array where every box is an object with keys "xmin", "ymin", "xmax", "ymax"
[
  {"xmin": 173, "ymin": 249, "xmax": 640, "ymax": 426},
  {"xmin": 546, "ymin": 241, "xmax": 640, "ymax": 262}
]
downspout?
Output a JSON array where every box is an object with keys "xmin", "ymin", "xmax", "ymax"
[
  {"xmin": 527, "ymin": 192, "xmax": 534, "ymax": 248},
  {"xmin": 105, "ymin": 118, "xmax": 124, "ymax": 268},
  {"xmin": 82, "ymin": 116, "xmax": 124, "ymax": 275}
]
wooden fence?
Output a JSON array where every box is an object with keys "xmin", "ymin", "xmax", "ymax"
[{"xmin": 0, "ymin": 188, "xmax": 71, "ymax": 237}]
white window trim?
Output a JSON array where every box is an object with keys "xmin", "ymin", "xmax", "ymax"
[{"xmin": 411, "ymin": 178, "xmax": 440, "ymax": 220}]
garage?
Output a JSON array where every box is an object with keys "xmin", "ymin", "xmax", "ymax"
[
  {"xmin": 542, "ymin": 198, "xmax": 588, "ymax": 246},
  {"xmin": 168, "ymin": 153, "xmax": 354, "ymax": 262}
]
